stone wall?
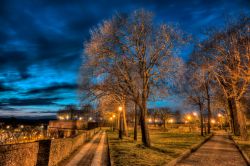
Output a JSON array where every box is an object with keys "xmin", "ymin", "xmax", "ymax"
[
  {"xmin": 48, "ymin": 128, "xmax": 98, "ymax": 166},
  {"xmin": 0, "ymin": 142, "xmax": 39, "ymax": 166},
  {"xmin": 0, "ymin": 128, "xmax": 99, "ymax": 166}
]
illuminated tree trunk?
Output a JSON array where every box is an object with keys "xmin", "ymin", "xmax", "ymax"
[
  {"xmin": 134, "ymin": 104, "xmax": 138, "ymax": 141},
  {"xmin": 228, "ymin": 98, "xmax": 240, "ymax": 135},
  {"xmin": 235, "ymin": 100, "xmax": 248, "ymax": 140},
  {"xmin": 206, "ymin": 83, "xmax": 211, "ymax": 134},
  {"xmin": 119, "ymin": 111, "xmax": 123, "ymax": 139},
  {"xmin": 199, "ymin": 102, "xmax": 204, "ymax": 136},
  {"xmin": 122, "ymin": 102, "xmax": 128, "ymax": 137},
  {"xmin": 140, "ymin": 98, "xmax": 151, "ymax": 147}
]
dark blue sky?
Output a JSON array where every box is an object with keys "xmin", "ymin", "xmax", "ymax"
[{"xmin": 0, "ymin": 0, "xmax": 249, "ymax": 118}]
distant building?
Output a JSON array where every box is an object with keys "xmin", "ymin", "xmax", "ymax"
[{"xmin": 48, "ymin": 104, "xmax": 95, "ymax": 138}]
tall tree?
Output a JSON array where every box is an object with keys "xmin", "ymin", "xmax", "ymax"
[
  {"xmin": 200, "ymin": 16, "xmax": 250, "ymax": 140},
  {"xmin": 82, "ymin": 10, "xmax": 185, "ymax": 147}
]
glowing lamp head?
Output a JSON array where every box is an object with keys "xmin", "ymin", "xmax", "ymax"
[
  {"xmin": 193, "ymin": 112, "xmax": 197, "ymax": 116},
  {"xmin": 218, "ymin": 113, "xmax": 222, "ymax": 117},
  {"xmin": 211, "ymin": 119, "xmax": 216, "ymax": 124},
  {"xmin": 118, "ymin": 106, "xmax": 122, "ymax": 111},
  {"xmin": 113, "ymin": 115, "xmax": 116, "ymax": 118}
]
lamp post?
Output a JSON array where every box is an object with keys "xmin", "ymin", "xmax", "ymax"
[
  {"xmin": 112, "ymin": 114, "xmax": 116, "ymax": 130},
  {"xmin": 118, "ymin": 106, "xmax": 123, "ymax": 139},
  {"xmin": 110, "ymin": 117, "xmax": 113, "ymax": 131}
]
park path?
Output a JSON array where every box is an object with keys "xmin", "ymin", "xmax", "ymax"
[
  {"xmin": 176, "ymin": 131, "xmax": 248, "ymax": 166},
  {"xmin": 64, "ymin": 131, "xmax": 109, "ymax": 166}
]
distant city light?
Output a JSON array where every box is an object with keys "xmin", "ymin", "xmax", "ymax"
[
  {"xmin": 218, "ymin": 113, "xmax": 222, "ymax": 117},
  {"xmin": 193, "ymin": 112, "xmax": 198, "ymax": 116},
  {"xmin": 79, "ymin": 117, "xmax": 82, "ymax": 120},
  {"xmin": 211, "ymin": 119, "xmax": 216, "ymax": 124},
  {"xmin": 148, "ymin": 118, "xmax": 152, "ymax": 123}
]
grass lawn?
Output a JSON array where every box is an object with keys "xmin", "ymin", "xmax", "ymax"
[
  {"xmin": 107, "ymin": 127, "xmax": 208, "ymax": 166},
  {"xmin": 233, "ymin": 136, "xmax": 250, "ymax": 159}
]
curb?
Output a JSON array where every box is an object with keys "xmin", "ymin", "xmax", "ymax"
[
  {"xmin": 166, "ymin": 134, "xmax": 214, "ymax": 166},
  {"xmin": 106, "ymin": 131, "xmax": 114, "ymax": 166},
  {"xmin": 230, "ymin": 136, "xmax": 250, "ymax": 165}
]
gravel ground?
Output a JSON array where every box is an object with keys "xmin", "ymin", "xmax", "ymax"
[{"xmin": 176, "ymin": 132, "xmax": 248, "ymax": 166}]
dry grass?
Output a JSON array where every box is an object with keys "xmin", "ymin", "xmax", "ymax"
[
  {"xmin": 233, "ymin": 136, "xmax": 250, "ymax": 159},
  {"xmin": 107, "ymin": 127, "xmax": 207, "ymax": 166}
]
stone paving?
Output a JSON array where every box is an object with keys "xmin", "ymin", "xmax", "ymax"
[
  {"xmin": 64, "ymin": 131, "xmax": 108, "ymax": 166},
  {"xmin": 176, "ymin": 132, "xmax": 248, "ymax": 166}
]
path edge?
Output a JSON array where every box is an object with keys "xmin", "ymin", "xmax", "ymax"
[
  {"xmin": 106, "ymin": 131, "xmax": 113, "ymax": 166},
  {"xmin": 230, "ymin": 136, "xmax": 250, "ymax": 165},
  {"xmin": 166, "ymin": 133, "xmax": 214, "ymax": 166}
]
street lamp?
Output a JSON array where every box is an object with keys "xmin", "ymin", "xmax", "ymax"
[{"xmin": 169, "ymin": 119, "xmax": 174, "ymax": 123}]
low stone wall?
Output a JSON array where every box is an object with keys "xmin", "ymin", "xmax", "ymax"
[
  {"xmin": 0, "ymin": 142, "xmax": 39, "ymax": 166},
  {"xmin": 0, "ymin": 128, "xmax": 99, "ymax": 166},
  {"xmin": 48, "ymin": 128, "xmax": 99, "ymax": 166}
]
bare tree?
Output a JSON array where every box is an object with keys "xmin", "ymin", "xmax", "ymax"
[
  {"xmin": 200, "ymin": 16, "xmax": 250, "ymax": 140},
  {"xmin": 82, "ymin": 9, "xmax": 186, "ymax": 147},
  {"xmin": 158, "ymin": 107, "xmax": 172, "ymax": 129},
  {"xmin": 183, "ymin": 62, "xmax": 207, "ymax": 136}
]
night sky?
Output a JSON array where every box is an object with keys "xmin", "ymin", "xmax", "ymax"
[{"xmin": 0, "ymin": 0, "xmax": 249, "ymax": 118}]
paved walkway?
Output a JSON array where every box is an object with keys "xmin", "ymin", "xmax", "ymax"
[
  {"xmin": 176, "ymin": 132, "xmax": 248, "ymax": 166},
  {"xmin": 64, "ymin": 131, "xmax": 108, "ymax": 166}
]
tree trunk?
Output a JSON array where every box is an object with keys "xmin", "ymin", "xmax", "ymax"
[
  {"xmin": 140, "ymin": 99, "xmax": 151, "ymax": 147},
  {"xmin": 119, "ymin": 111, "xmax": 123, "ymax": 139},
  {"xmin": 122, "ymin": 102, "xmax": 128, "ymax": 137},
  {"xmin": 206, "ymin": 85, "xmax": 211, "ymax": 134},
  {"xmin": 163, "ymin": 119, "xmax": 166, "ymax": 129},
  {"xmin": 235, "ymin": 100, "xmax": 248, "ymax": 140},
  {"xmin": 134, "ymin": 103, "xmax": 138, "ymax": 141},
  {"xmin": 228, "ymin": 98, "xmax": 240, "ymax": 135},
  {"xmin": 199, "ymin": 103, "xmax": 204, "ymax": 136}
]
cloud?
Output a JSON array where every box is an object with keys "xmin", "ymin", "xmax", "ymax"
[
  {"xmin": 25, "ymin": 83, "xmax": 77, "ymax": 95},
  {"xmin": 0, "ymin": 83, "xmax": 16, "ymax": 92},
  {"xmin": 0, "ymin": 97, "xmax": 62, "ymax": 106},
  {"xmin": 0, "ymin": 0, "xmax": 248, "ymax": 115}
]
